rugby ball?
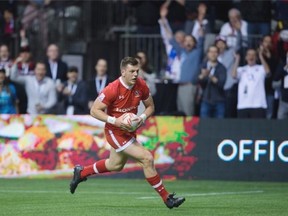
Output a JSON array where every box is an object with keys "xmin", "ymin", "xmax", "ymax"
[{"xmin": 122, "ymin": 113, "xmax": 140, "ymax": 130}]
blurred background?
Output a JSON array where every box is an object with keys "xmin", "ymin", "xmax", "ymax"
[{"xmin": 1, "ymin": 0, "xmax": 288, "ymax": 118}]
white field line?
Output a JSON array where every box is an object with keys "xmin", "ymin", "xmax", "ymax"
[
  {"xmin": 0, "ymin": 190, "xmax": 146, "ymax": 195},
  {"xmin": 0, "ymin": 189, "xmax": 264, "ymax": 198},
  {"xmin": 137, "ymin": 190, "xmax": 264, "ymax": 199}
]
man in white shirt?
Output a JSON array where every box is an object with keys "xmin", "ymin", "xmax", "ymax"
[
  {"xmin": 220, "ymin": 8, "xmax": 248, "ymax": 49},
  {"xmin": 232, "ymin": 49, "xmax": 270, "ymax": 118},
  {"xmin": 10, "ymin": 61, "xmax": 57, "ymax": 114}
]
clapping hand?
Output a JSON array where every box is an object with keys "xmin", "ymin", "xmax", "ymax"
[
  {"xmin": 202, "ymin": 68, "xmax": 210, "ymax": 76},
  {"xmin": 62, "ymin": 87, "xmax": 71, "ymax": 96}
]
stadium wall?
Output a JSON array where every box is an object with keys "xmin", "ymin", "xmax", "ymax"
[{"xmin": 0, "ymin": 115, "xmax": 287, "ymax": 181}]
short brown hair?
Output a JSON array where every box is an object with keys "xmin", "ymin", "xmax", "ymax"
[
  {"xmin": 120, "ymin": 56, "xmax": 139, "ymax": 70},
  {"xmin": 68, "ymin": 66, "xmax": 78, "ymax": 73}
]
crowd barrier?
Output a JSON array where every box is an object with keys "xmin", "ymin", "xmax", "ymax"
[{"xmin": 0, "ymin": 115, "xmax": 287, "ymax": 181}]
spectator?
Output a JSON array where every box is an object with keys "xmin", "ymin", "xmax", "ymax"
[
  {"xmin": 136, "ymin": 51, "xmax": 157, "ymax": 96},
  {"xmin": 163, "ymin": 0, "xmax": 186, "ymax": 32},
  {"xmin": 158, "ymin": 5, "xmax": 185, "ymax": 82},
  {"xmin": 45, "ymin": 44, "xmax": 68, "ymax": 83},
  {"xmin": 59, "ymin": 66, "xmax": 88, "ymax": 115},
  {"xmin": 232, "ymin": 49, "xmax": 270, "ymax": 118},
  {"xmin": 185, "ymin": 2, "xmax": 211, "ymax": 41},
  {"xmin": 10, "ymin": 61, "xmax": 57, "ymax": 114},
  {"xmin": 274, "ymin": 51, "xmax": 288, "ymax": 119},
  {"xmin": 240, "ymin": 1, "xmax": 271, "ymax": 45},
  {"xmin": 135, "ymin": 52, "xmax": 157, "ymax": 115},
  {"xmin": 0, "ymin": 44, "xmax": 13, "ymax": 76},
  {"xmin": 87, "ymin": 59, "xmax": 113, "ymax": 110},
  {"xmin": 220, "ymin": 8, "xmax": 248, "ymax": 49},
  {"xmin": 13, "ymin": 46, "xmax": 35, "ymax": 113},
  {"xmin": 215, "ymin": 23, "xmax": 242, "ymax": 118},
  {"xmin": 198, "ymin": 45, "xmax": 226, "ymax": 118},
  {"xmin": 16, "ymin": 46, "xmax": 35, "ymax": 75},
  {"xmin": 0, "ymin": 68, "xmax": 18, "ymax": 114},
  {"xmin": 2, "ymin": 9, "xmax": 15, "ymax": 46},
  {"xmin": 171, "ymin": 27, "xmax": 204, "ymax": 116},
  {"xmin": 258, "ymin": 35, "xmax": 278, "ymax": 119}
]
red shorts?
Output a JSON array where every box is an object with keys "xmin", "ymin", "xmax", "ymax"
[{"xmin": 105, "ymin": 129, "xmax": 136, "ymax": 152}]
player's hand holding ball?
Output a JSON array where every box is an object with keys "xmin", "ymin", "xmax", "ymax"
[{"xmin": 116, "ymin": 113, "xmax": 142, "ymax": 132}]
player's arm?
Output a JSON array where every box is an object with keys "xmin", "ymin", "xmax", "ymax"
[
  {"xmin": 90, "ymin": 99, "xmax": 131, "ymax": 130},
  {"xmin": 137, "ymin": 95, "xmax": 155, "ymax": 127}
]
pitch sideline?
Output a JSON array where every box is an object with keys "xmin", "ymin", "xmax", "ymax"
[{"xmin": 0, "ymin": 189, "xmax": 264, "ymax": 197}]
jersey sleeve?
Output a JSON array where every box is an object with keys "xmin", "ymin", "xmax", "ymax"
[{"xmin": 97, "ymin": 84, "xmax": 116, "ymax": 106}]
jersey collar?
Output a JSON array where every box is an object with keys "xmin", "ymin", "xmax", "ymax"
[{"xmin": 119, "ymin": 77, "xmax": 134, "ymax": 90}]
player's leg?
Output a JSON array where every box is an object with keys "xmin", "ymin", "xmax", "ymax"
[
  {"xmin": 70, "ymin": 148, "xmax": 127, "ymax": 194},
  {"xmin": 123, "ymin": 141, "xmax": 185, "ymax": 209},
  {"xmin": 80, "ymin": 148, "xmax": 128, "ymax": 178}
]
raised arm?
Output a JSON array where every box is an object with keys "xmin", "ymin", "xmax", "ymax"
[
  {"xmin": 259, "ymin": 46, "xmax": 270, "ymax": 76},
  {"xmin": 231, "ymin": 53, "xmax": 241, "ymax": 79},
  {"xmin": 10, "ymin": 62, "xmax": 27, "ymax": 85},
  {"xmin": 158, "ymin": 5, "xmax": 173, "ymax": 45}
]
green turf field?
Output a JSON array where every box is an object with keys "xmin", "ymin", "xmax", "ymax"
[{"xmin": 0, "ymin": 178, "xmax": 287, "ymax": 216}]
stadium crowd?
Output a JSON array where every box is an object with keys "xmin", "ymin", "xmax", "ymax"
[{"xmin": 0, "ymin": 0, "xmax": 288, "ymax": 119}]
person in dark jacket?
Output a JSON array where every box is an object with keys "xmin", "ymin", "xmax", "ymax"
[
  {"xmin": 274, "ymin": 51, "xmax": 288, "ymax": 119},
  {"xmin": 87, "ymin": 59, "xmax": 113, "ymax": 110},
  {"xmin": 59, "ymin": 66, "xmax": 88, "ymax": 115},
  {"xmin": 45, "ymin": 44, "xmax": 68, "ymax": 83},
  {"xmin": 257, "ymin": 35, "xmax": 278, "ymax": 119},
  {"xmin": 198, "ymin": 45, "xmax": 227, "ymax": 118}
]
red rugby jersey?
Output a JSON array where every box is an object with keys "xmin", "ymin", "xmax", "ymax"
[{"xmin": 97, "ymin": 77, "xmax": 150, "ymax": 134}]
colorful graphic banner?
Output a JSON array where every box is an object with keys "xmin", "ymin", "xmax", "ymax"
[{"xmin": 0, "ymin": 115, "xmax": 198, "ymax": 179}]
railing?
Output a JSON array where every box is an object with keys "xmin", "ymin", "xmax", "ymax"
[
  {"xmin": 16, "ymin": 2, "xmax": 88, "ymax": 59},
  {"xmin": 119, "ymin": 34, "xmax": 166, "ymax": 76}
]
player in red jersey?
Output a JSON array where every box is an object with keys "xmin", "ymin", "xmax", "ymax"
[{"xmin": 70, "ymin": 57, "xmax": 185, "ymax": 209}]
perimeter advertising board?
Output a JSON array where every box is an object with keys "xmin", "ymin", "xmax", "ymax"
[
  {"xmin": 0, "ymin": 115, "xmax": 287, "ymax": 181},
  {"xmin": 191, "ymin": 119, "xmax": 288, "ymax": 181}
]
